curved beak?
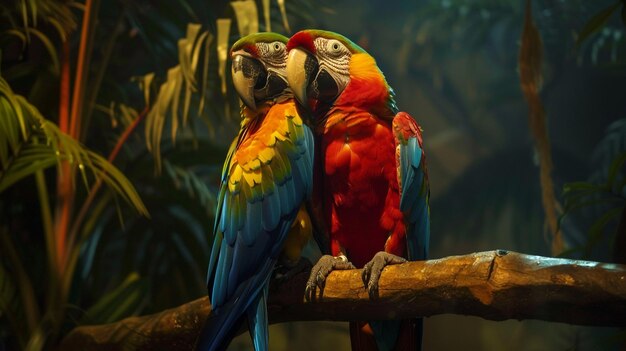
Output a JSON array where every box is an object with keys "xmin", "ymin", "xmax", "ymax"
[
  {"xmin": 231, "ymin": 54, "xmax": 264, "ymax": 110},
  {"xmin": 286, "ymin": 48, "xmax": 318, "ymax": 106}
]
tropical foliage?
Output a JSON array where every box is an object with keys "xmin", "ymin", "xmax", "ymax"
[
  {"xmin": 1, "ymin": 0, "xmax": 625, "ymax": 350},
  {"xmin": 0, "ymin": 0, "xmax": 324, "ymax": 349},
  {"xmin": 561, "ymin": 119, "xmax": 626, "ymax": 260}
]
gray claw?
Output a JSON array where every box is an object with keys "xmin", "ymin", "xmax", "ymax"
[
  {"xmin": 362, "ymin": 251, "xmax": 406, "ymax": 299},
  {"xmin": 305, "ymin": 255, "xmax": 355, "ymax": 302}
]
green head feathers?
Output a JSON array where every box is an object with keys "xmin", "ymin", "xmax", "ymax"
[
  {"xmin": 230, "ymin": 32, "xmax": 291, "ymax": 110},
  {"xmin": 286, "ymin": 29, "xmax": 366, "ymax": 55},
  {"xmin": 231, "ymin": 32, "xmax": 289, "ymax": 56}
]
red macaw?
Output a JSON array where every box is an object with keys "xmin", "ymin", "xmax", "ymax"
[
  {"xmin": 285, "ymin": 30, "xmax": 430, "ymax": 351},
  {"xmin": 197, "ymin": 32, "xmax": 314, "ymax": 351}
]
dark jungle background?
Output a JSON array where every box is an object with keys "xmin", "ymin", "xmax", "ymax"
[{"xmin": 1, "ymin": 0, "xmax": 625, "ymax": 350}]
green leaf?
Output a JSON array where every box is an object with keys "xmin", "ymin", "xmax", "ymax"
[
  {"xmin": 163, "ymin": 160, "xmax": 215, "ymax": 211},
  {"xmin": 584, "ymin": 206, "xmax": 624, "ymax": 257},
  {"xmin": 262, "ymin": 0, "xmax": 271, "ymax": 31},
  {"xmin": 216, "ymin": 18, "xmax": 231, "ymax": 96},
  {"xmin": 198, "ymin": 33, "xmax": 213, "ymax": 116},
  {"xmin": 231, "ymin": 0, "xmax": 259, "ymax": 36},
  {"xmin": 563, "ymin": 181, "xmax": 604, "ymax": 193},
  {"xmin": 576, "ymin": 1, "xmax": 621, "ymax": 47},
  {"xmin": 143, "ymin": 25, "xmax": 218, "ymax": 174},
  {"xmin": 277, "ymin": 0, "xmax": 291, "ymax": 33},
  {"xmin": 606, "ymin": 151, "xmax": 626, "ymax": 188},
  {"xmin": 145, "ymin": 66, "xmax": 181, "ymax": 172},
  {"xmin": 25, "ymin": 28, "xmax": 60, "ymax": 73},
  {"xmin": 179, "ymin": 23, "xmax": 201, "ymax": 88},
  {"xmin": 24, "ymin": 326, "xmax": 46, "ymax": 351},
  {"xmin": 137, "ymin": 72, "xmax": 155, "ymax": 107},
  {"xmin": 563, "ymin": 196, "xmax": 622, "ymax": 214},
  {"xmin": 0, "ymin": 76, "xmax": 148, "ymax": 216},
  {"xmin": 79, "ymin": 272, "xmax": 148, "ymax": 325},
  {"xmin": 0, "ymin": 144, "xmax": 58, "ymax": 192}
]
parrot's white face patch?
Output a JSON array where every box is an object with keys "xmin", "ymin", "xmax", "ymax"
[
  {"xmin": 313, "ymin": 37, "xmax": 351, "ymax": 93},
  {"xmin": 314, "ymin": 37, "xmax": 351, "ymax": 65},
  {"xmin": 256, "ymin": 41, "xmax": 288, "ymax": 73}
]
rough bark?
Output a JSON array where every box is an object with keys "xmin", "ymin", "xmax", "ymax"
[{"xmin": 59, "ymin": 250, "xmax": 626, "ymax": 350}]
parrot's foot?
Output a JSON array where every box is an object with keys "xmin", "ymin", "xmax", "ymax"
[
  {"xmin": 274, "ymin": 257, "xmax": 312, "ymax": 283},
  {"xmin": 362, "ymin": 252, "xmax": 406, "ymax": 299},
  {"xmin": 305, "ymin": 255, "xmax": 355, "ymax": 302}
]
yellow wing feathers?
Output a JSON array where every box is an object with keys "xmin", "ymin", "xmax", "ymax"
[{"xmin": 227, "ymin": 102, "xmax": 303, "ymax": 195}]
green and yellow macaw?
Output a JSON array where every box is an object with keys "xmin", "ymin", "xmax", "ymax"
[
  {"xmin": 196, "ymin": 32, "xmax": 314, "ymax": 351},
  {"xmin": 286, "ymin": 30, "xmax": 430, "ymax": 351}
]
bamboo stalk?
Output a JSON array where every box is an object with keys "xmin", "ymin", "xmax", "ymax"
[
  {"xmin": 54, "ymin": 38, "xmax": 73, "ymax": 274},
  {"xmin": 68, "ymin": 0, "xmax": 99, "ymax": 140}
]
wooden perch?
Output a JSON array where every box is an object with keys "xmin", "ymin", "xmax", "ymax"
[{"xmin": 59, "ymin": 250, "xmax": 626, "ymax": 350}]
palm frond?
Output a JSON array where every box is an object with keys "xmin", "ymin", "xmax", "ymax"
[
  {"xmin": 1, "ymin": 0, "xmax": 77, "ymax": 41},
  {"xmin": 78, "ymin": 272, "xmax": 148, "ymax": 325},
  {"xmin": 75, "ymin": 140, "xmax": 223, "ymax": 312},
  {"xmin": 143, "ymin": 23, "xmax": 213, "ymax": 173},
  {"xmin": 231, "ymin": 0, "xmax": 259, "ymax": 36},
  {"xmin": 560, "ymin": 119, "xmax": 626, "ymax": 258},
  {"xmin": 590, "ymin": 118, "xmax": 626, "ymax": 183},
  {"xmin": 163, "ymin": 159, "xmax": 216, "ymax": 212},
  {"xmin": 2, "ymin": 27, "xmax": 60, "ymax": 72},
  {"xmin": 0, "ymin": 75, "xmax": 147, "ymax": 215},
  {"xmin": 216, "ymin": 18, "xmax": 231, "ymax": 97}
]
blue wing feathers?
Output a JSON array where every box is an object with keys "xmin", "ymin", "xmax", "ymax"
[
  {"xmin": 200, "ymin": 111, "xmax": 314, "ymax": 351},
  {"xmin": 289, "ymin": 161, "xmax": 306, "ymax": 203},
  {"xmin": 206, "ymin": 232, "xmax": 222, "ymax": 293},
  {"xmin": 219, "ymin": 194, "xmax": 228, "ymax": 234},
  {"xmin": 393, "ymin": 113, "xmax": 430, "ymax": 262},
  {"xmin": 283, "ymin": 175, "xmax": 297, "ymax": 211},
  {"xmin": 244, "ymin": 200, "xmax": 264, "ymax": 246},
  {"xmin": 247, "ymin": 284, "xmax": 269, "ymax": 351},
  {"xmin": 409, "ymin": 138, "xmax": 422, "ymax": 167},
  {"xmin": 382, "ymin": 112, "xmax": 429, "ymax": 351},
  {"xmin": 212, "ymin": 242, "xmax": 233, "ymax": 305},
  {"xmin": 262, "ymin": 185, "xmax": 282, "ymax": 232},
  {"xmin": 199, "ymin": 259, "xmax": 275, "ymax": 351}
]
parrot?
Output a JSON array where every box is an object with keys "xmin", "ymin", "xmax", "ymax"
[
  {"xmin": 285, "ymin": 30, "xmax": 430, "ymax": 351},
  {"xmin": 196, "ymin": 32, "xmax": 314, "ymax": 351}
]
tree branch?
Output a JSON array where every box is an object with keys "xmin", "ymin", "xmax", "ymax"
[{"xmin": 59, "ymin": 250, "xmax": 626, "ymax": 350}]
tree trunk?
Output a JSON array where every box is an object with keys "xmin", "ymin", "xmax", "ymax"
[{"xmin": 59, "ymin": 250, "xmax": 626, "ymax": 351}]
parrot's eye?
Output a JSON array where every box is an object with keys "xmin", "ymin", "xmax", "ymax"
[
  {"xmin": 326, "ymin": 39, "xmax": 345, "ymax": 56},
  {"xmin": 269, "ymin": 41, "xmax": 284, "ymax": 55}
]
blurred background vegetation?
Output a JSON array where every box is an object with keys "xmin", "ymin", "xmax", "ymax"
[{"xmin": 1, "ymin": 0, "xmax": 625, "ymax": 350}]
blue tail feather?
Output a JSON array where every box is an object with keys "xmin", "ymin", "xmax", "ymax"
[
  {"xmin": 197, "ymin": 259, "xmax": 275, "ymax": 351},
  {"xmin": 246, "ymin": 283, "xmax": 270, "ymax": 351}
]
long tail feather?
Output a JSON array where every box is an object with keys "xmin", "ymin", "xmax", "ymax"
[
  {"xmin": 246, "ymin": 283, "xmax": 270, "ymax": 351},
  {"xmin": 196, "ymin": 261, "xmax": 274, "ymax": 351}
]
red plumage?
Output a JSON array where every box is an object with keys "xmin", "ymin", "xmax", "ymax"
[
  {"xmin": 286, "ymin": 31, "xmax": 316, "ymax": 54},
  {"xmin": 287, "ymin": 29, "xmax": 429, "ymax": 350},
  {"xmin": 318, "ymin": 80, "xmax": 406, "ymax": 267}
]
